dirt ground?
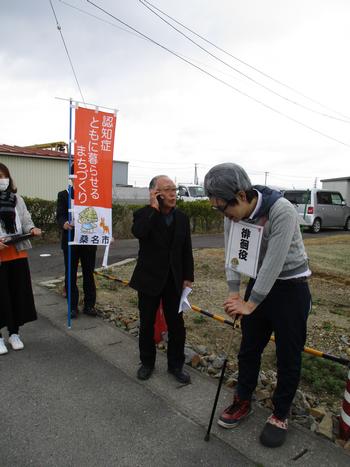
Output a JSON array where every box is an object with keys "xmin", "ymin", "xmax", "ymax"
[{"xmin": 93, "ymin": 236, "xmax": 350, "ymax": 350}]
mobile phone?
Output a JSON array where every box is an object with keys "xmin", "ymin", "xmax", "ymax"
[{"xmin": 156, "ymin": 195, "xmax": 164, "ymax": 207}]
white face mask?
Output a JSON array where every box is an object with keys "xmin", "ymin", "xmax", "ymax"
[{"xmin": 0, "ymin": 178, "xmax": 10, "ymax": 191}]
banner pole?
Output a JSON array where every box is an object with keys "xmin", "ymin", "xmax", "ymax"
[{"xmin": 67, "ymin": 98, "xmax": 73, "ymax": 329}]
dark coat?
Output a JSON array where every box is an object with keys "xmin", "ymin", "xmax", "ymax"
[
  {"xmin": 56, "ymin": 190, "xmax": 73, "ymax": 249},
  {"xmin": 129, "ymin": 206, "xmax": 194, "ymax": 296}
]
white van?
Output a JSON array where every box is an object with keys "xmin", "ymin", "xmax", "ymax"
[
  {"xmin": 177, "ymin": 184, "xmax": 208, "ymax": 202},
  {"xmin": 283, "ymin": 189, "xmax": 350, "ymax": 233}
]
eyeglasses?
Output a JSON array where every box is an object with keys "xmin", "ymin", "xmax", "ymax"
[
  {"xmin": 212, "ymin": 200, "xmax": 232, "ymax": 213},
  {"xmin": 161, "ymin": 188, "xmax": 177, "ymax": 193}
]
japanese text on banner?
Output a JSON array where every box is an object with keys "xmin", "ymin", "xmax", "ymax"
[{"xmin": 73, "ymin": 107, "xmax": 116, "ymax": 246}]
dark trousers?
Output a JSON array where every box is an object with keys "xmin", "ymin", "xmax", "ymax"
[
  {"xmin": 237, "ymin": 279, "xmax": 311, "ymax": 420},
  {"xmin": 138, "ymin": 274, "xmax": 185, "ymax": 370},
  {"xmin": 63, "ymin": 245, "xmax": 97, "ymax": 311}
]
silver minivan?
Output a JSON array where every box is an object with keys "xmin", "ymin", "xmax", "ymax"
[{"xmin": 283, "ymin": 189, "xmax": 350, "ymax": 233}]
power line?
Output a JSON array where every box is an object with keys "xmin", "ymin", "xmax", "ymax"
[
  {"xmin": 59, "ymin": 0, "xmax": 144, "ymax": 40},
  {"xmin": 49, "ymin": 0, "xmax": 85, "ymax": 103},
  {"xmin": 139, "ymin": 0, "xmax": 350, "ymax": 124},
  {"xmin": 60, "ymin": 0, "xmax": 255, "ymax": 83},
  {"xmin": 141, "ymin": 0, "xmax": 350, "ymax": 122},
  {"xmin": 85, "ymin": 0, "xmax": 350, "ymax": 148}
]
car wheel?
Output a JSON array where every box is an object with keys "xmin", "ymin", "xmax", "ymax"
[
  {"xmin": 344, "ymin": 217, "xmax": 350, "ymax": 231},
  {"xmin": 311, "ymin": 218, "xmax": 321, "ymax": 233}
]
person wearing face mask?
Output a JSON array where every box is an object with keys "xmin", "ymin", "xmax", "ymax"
[
  {"xmin": 0, "ymin": 163, "xmax": 42, "ymax": 355},
  {"xmin": 204, "ymin": 163, "xmax": 312, "ymax": 448}
]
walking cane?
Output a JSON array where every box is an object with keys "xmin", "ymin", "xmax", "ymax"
[{"xmin": 204, "ymin": 315, "xmax": 238, "ymax": 441}]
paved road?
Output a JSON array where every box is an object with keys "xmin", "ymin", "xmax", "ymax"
[
  {"xmin": 0, "ymin": 316, "xmax": 253, "ymax": 467},
  {"xmin": 2, "ymin": 286, "xmax": 349, "ymax": 467},
  {"xmin": 29, "ymin": 230, "xmax": 349, "ymax": 282},
  {"xmin": 28, "ymin": 235, "xmax": 224, "ymax": 282}
]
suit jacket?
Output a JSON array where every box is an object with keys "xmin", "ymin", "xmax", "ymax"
[
  {"xmin": 56, "ymin": 190, "xmax": 74, "ymax": 249},
  {"xmin": 129, "ymin": 206, "xmax": 194, "ymax": 296}
]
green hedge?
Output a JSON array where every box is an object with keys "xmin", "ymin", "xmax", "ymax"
[
  {"xmin": 176, "ymin": 199, "xmax": 223, "ymax": 233},
  {"xmin": 23, "ymin": 197, "xmax": 57, "ymax": 233},
  {"xmin": 22, "ymin": 197, "xmax": 223, "ymax": 240}
]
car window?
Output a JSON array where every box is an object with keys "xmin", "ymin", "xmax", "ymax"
[
  {"xmin": 188, "ymin": 186, "xmax": 205, "ymax": 197},
  {"xmin": 331, "ymin": 192, "xmax": 343, "ymax": 205},
  {"xmin": 317, "ymin": 192, "xmax": 332, "ymax": 205},
  {"xmin": 284, "ymin": 191, "xmax": 310, "ymax": 204},
  {"xmin": 178, "ymin": 187, "xmax": 188, "ymax": 196}
]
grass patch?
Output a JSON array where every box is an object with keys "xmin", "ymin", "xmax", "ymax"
[
  {"xmin": 193, "ymin": 314, "xmax": 205, "ymax": 324},
  {"xmin": 322, "ymin": 321, "xmax": 333, "ymax": 332},
  {"xmin": 301, "ymin": 354, "xmax": 347, "ymax": 398},
  {"xmin": 304, "ymin": 235, "xmax": 350, "ymax": 279}
]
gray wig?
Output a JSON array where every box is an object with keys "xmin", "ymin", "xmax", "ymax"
[{"xmin": 204, "ymin": 163, "xmax": 252, "ymax": 200}]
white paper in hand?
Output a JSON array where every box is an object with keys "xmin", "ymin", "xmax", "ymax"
[{"xmin": 178, "ymin": 287, "xmax": 192, "ymax": 313}]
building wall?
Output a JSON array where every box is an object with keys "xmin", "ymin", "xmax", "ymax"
[
  {"xmin": 0, "ymin": 155, "xmax": 67, "ymax": 200},
  {"xmin": 0, "ymin": 155, "xmax": 129, "ymax": 201},
  {"xmin": 112, "ymin": 186, "xmax": 149, "ymax": 205},
  {"xmin": 321, "ymin": 180, "xmax": 350, "ymax": 204},
  {"xmin": 112, "ymin": 160, "xmax": 128, "ymax": 186}
]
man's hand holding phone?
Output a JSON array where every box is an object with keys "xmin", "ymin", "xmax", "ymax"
[{"xmin": 150, "ymin": 189, "xmax": 164, "ymax": 212}]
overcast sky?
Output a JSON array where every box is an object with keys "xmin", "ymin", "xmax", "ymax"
[{"xmin": 1, "ymin": 0, "xmax": 349, "ymax": 188}]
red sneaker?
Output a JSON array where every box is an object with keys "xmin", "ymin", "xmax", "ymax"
[{"xmin": 217, "ymin": 395, "xmax": 252, "ymax": 429}]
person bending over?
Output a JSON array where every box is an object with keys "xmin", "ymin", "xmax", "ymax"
[{"xmin": 204, "ymin": 162, "xmax": 311, "ymax": 448}]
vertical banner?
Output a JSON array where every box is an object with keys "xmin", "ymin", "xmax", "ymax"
[{"xmin": 73, "ymin": 106, "xmax": 116, "ymax": 246}]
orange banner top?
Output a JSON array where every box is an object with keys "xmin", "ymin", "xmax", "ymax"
[{"xmin": 74, "ymin": 107, "xmax": 116, "ymax": 208}]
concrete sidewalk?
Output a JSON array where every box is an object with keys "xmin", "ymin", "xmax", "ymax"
[
  {"xmin": 0, "ymin": 288, "xmax": 251, "ymax": 467},
  {"xmin": 2, "ymin": 284, "xmax": 349, "ymax": 466}
]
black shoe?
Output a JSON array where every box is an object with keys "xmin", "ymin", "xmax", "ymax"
[
  {"xmin": 168, "ymin": 367, "xmax": 191, "ymax": 384},
  {"xmin": 259, "ymin": 415, "xmax": 288, "ymax": 448},
  {"xmin": 137, "ymin": 365, "xmax": 154, "ymax": 380},
  {"xmin": 70, "ymin": 309, "xmax": 78, "ymax": 319},
  {"xmin": 83, "ymin": 307, "xmax": 97, "ymax": 317}
]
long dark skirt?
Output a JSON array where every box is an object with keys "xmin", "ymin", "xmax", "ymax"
[{"xmin": 0, "ymin": 258, "xmax": 37, "ymax": 330}]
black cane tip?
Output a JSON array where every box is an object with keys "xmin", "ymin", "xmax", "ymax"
[{"xmin": 204, "ymin": 433, "xmax": 210, "ymax": 442}]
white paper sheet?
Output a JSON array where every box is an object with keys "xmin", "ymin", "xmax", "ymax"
[
  {"xmin": 102, "ymin": 243, "xmax": 110, "ymax": 268},
  {"xmin": 178, "ymin": 287, "xmax": 192, "ymax": 313}
]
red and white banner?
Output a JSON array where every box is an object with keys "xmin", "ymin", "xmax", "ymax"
[{"xmin": 72, "ymin": 106, "xmax": 116, "ymax": 246}]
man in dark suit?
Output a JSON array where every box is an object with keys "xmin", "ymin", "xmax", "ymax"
[
  {"xmin": 129, "ymin": 175, "xmax": 194, "ymax": 383},
  {"xmin": 56, "ymin": 188, "xmax": 97, "ymax": 319}
]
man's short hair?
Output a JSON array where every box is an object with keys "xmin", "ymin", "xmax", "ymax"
[
  {"xmin": 204, "ymin": 163, "xmax": 252, "ymax": 201},
  {"xmin": 149, "ymin": 175, "xmax": 168, "ymax": 189}
]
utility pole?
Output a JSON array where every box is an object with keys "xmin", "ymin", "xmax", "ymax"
[
  {"xmin": 194, "ymin": 163, "xmax": 199, "ymax": 185},
  {"xmin": 264, "ymin": 171, "xmax": 269, "ymax": 185},
  {"xmin": 313, "ymin": 177, "xmax": 318, "ymax": 188}
]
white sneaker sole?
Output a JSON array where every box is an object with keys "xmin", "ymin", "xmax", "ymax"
[
  {"xmin": 8, "ymin": 340, "xmax": 24, "ymax": 351},
  {"xmin": 0, "ymin": 339, "xmax": 8, "ymax": 355},
  {"xmin": 10, "ymin": 345, "xmax": 24, "ymax": 351}
]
